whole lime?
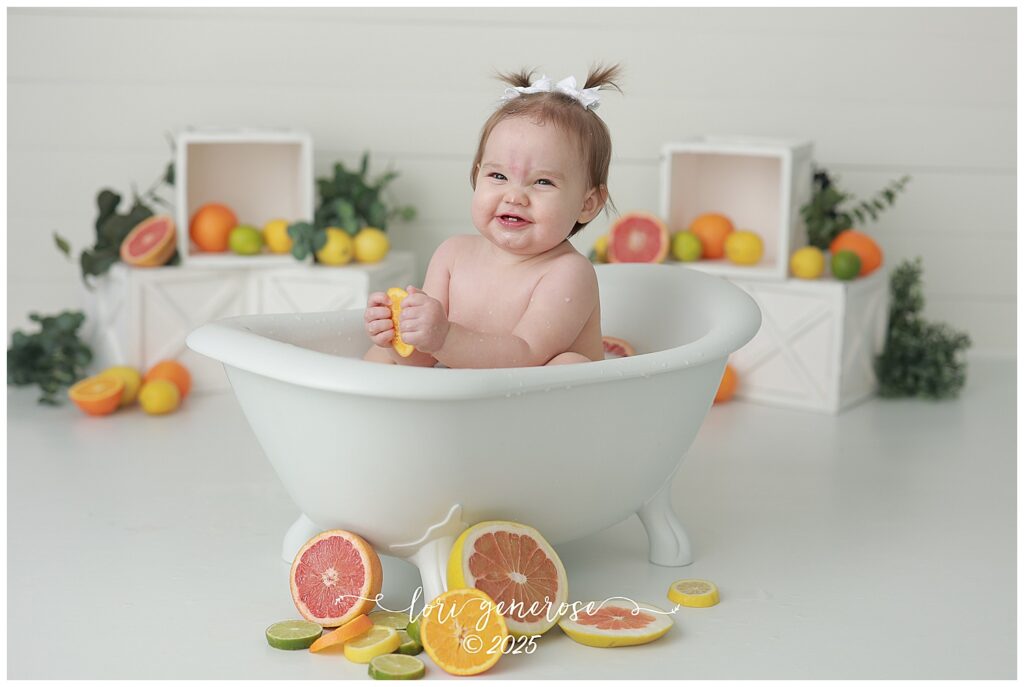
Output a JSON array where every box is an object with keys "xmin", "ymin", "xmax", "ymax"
[
  {"xmin": 229, "ymin": 225, "xmax": 263, "ymax": 255},
  {"xmin": 671, "ymin": 231, "xmax": 702, "ymax": 262},
  {"xmin": 831, "ymin": 250, "xmax": 862, "ymax": 281}
]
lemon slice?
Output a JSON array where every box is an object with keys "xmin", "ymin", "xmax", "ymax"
[
  {"xmin": 344, "ymin": 625, "xmax": 401, "ymax": 664},
  {"xmin": 667, "ymin": 579, "xmax": 720, "ymax": 608},
  {"xmin": 369, "ymin": 610, "xmax": 411, "ymax": 630}
]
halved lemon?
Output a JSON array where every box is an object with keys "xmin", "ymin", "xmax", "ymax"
[
  {"xmin": 667, "ymin": 579, "xmax": 720, "ymax": 608},
  {"xmin": 386, "ymin": 287, "xmax": 414, "ymax": 357}
]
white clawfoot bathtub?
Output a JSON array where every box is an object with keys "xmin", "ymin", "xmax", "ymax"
[{"xmin": 186, "ymin": 263, "xmax": 760, "ymax": 603}]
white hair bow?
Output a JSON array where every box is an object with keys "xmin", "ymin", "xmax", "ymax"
[{"xmin": 501, "ymin": 74, "xmax": 602, "ymax": 110}]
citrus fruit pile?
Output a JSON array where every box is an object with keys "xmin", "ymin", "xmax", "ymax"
[
  {"xmin": 188, "ymin": 203, "xmax": 391, "ymax": 265},
  {"xmin": 790, "ymin": 230, "xmax": 884, "ymax": 281},
  {"xmin": 67, "ymin": 359, "xmax": 191, "ymax": 417}
]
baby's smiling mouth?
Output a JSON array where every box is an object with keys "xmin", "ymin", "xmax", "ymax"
[{"xmin": 497, "ymin": 214, "xmax": 530, "ymax": 226}]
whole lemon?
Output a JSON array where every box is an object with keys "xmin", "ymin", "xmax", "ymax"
[
  {"xmin": 353, "ymin": 227, "xmax": 390, "ymax": 263},
  {"xmin": 263, "ymin": 218, "xmax": 292, "ymax": 254},
  {"xmin": 592, "ymin": 234, "xmax": 609, "ymax": 263},
  {"xmin": 138, "ymin": 379, "xmax": 181, "ymax": 415},
  {"xmin": 229, "ymin": 225, "xmax": 263, "ymax": 255},
  {"xmin": 790, "ymin": 246, "xmax": 825, "ymax": 279},
  {"xmin": 671, "ymin": 231, "xmax": 703, "ymax": 262},
  {"xmin": 316, "ymin": 228, "xmax": 354, "ymax": 266},
  {"xmin": 724, "ymin": 231, "xmax": 764, "ymax": 265},
  {"xmin": 97, "ymin": 366, "xmax": 142, "ymax": 407}
]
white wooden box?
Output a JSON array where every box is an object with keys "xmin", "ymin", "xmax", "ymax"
[
  {"xmin": 660, "ymin": 136, "xmax": 814, "ymax": 281},
  {"xmin": 174, "ymin": 128, "xmax": 314, "ymax": 267},
  {"xmin": 81, "ymin": 252, "xmax": 415, "ymax": 394},
  {"xmin": 727, "ymin": 269, "xmax": 889, "ymax": 414}
]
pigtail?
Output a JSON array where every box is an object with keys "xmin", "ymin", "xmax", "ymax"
[
  {"xmin": 584, "ymin": 62, "xmax": 624, "ymax": 94},
  {"xmin": 494, "ymin": 67, "xmax": 538, "ymax": 89}
]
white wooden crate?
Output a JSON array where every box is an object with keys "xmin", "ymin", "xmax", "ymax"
[
  {"xmin": 80, "ymin": 252, "xmax": 415, "ymax": 393},
  {"xmin": 174, "ymin": 128, "xmax": 314, "ymax": 267},
  {"xmin": 727, "ymin": 269, "xmax": 889, "ymax": 414},
  {"xmin": 660, "ymin": 136, "xmax": 814, "ymax": 281}
]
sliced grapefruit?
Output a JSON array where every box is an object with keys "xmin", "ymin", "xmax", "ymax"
[
  {"xmin": 120, "ymin": 215, "xmax": 177, "ymax": 267},
  {"xmin": 602, "ymin": 336, "xmax": 635, "ymax": 359},
  {"xmin": 290, "ymin": 529, "xmax": 383, "ymax": 628},
  {"xmin": 447, "ymin": 520, "xmax": 568, "ymax": 637},
  {"xmin": 558, "ymin": 600, "xmax": 674, "ymax": 648},
  {"xmin": 606, "ymin": 212, "xmax": 669, "ymax": 263}
]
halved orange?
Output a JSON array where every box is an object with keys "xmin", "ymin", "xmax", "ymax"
[
  {"xmin": 419, "ymin": 588, "xmax": 508, "ymax": 676},
  {"xmin": 68, "ymin": 375, "xmax": 125, "ymax": 416},
  {"xmin": 386, "ymin": 287, "xmax": 415, "ymax": 357},
  {"xmin": 308, "ymin": 613, "xmax": 373, "ymax": 653}
]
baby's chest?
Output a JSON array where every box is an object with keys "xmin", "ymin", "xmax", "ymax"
[{"xmin": 447, "ymin": 271, "xmax": 538, "ymax": 331}]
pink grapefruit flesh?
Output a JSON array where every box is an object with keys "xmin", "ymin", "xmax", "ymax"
[
  {"xmin": 607, "ymin": 212, "xmax": 669, "ymax": 263},
  {"xmin": 120, "ymin": 215, "xmax": 177, "ymax": 267},
  {"xmin": 289, "ymin": 529, "xmax": 382, "ymax": 628}
]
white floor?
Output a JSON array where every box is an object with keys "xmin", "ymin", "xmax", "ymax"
[{"xmin": 6, "ymin": 358, "xmax": 1017, "ymax": 680}]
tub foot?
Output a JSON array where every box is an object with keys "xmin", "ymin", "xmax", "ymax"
[
  {"xmin": 387, "ymin": 504, "xmax": 466, "ymax": 605},
  {"xmin": 281, "ymin": 513, "xmax": 321, "ymax": 564},
  {"xmin": 637, "ymin": 481, "xmax": 693, "ymax": 567}
]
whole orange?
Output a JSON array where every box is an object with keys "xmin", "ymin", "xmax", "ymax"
[
  {"xmin": 689, "ymin": 213, "xmax": 735, "ymax": 259},
  {"xmin": 144, "ymin": 360, "xmax": 192, "ymax": 399},
  {"xmin": 714, "ymin": 364, "xmax": 738, "ymax": 404},
  {"xmin": 190, "ymin": 204, "xmax": 238, "ymax": 252},
  {"xmin": 829, "ymin": 230, "xmax": 883, "ymax": 276}
]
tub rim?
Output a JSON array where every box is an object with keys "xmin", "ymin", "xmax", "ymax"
[{"xmin": 186, "ymin": 264, "xmax": 761, "ymax": 401}]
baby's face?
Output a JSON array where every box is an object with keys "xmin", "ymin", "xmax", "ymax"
[{"xmin": 472, "ymin": 117, "xmax": 599, "ymax": 258}]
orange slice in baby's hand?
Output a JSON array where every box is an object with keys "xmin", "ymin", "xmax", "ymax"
[{"xmin": 386, "ymin": 287, "xmax": 415, "ymax": 357}]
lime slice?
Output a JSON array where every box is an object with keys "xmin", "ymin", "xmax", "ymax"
[
  {"xmin": 668, "ymin": 578, "xmax": 720, "ymax": 608},
  {"xmin": 405, "ymin": 615, "xmax": 421, "ymax": 644},
  {"xmin": 369, "ymin": 610, "xmax": 411, "ymax": 630},
  {"xmin": 368, "ymin": 653, "xmax": 426, "ymax": 680},
  {"xmin": 265, "ymin": 619, "xmax": 323, "ymax": 650},
  {"xmin": 344, "ymin": 625, "xmax": 401, "ymax": 664},
  {"xmin": 396, "ymin": 629, "xmax": 422, "ymax": 656}
]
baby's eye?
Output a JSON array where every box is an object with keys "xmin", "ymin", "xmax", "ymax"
[
  {"xmin": 488, "ymin": 172, "xmax": 507, "ymax": 181},
  {"xmin": 536, "ymin": 179, "xmax": 554, "ymax": 186}
]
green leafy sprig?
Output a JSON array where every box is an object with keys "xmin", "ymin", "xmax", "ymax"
[
  {"xmin": 287, "ymin": 151, "xmax": 416, "ymax": 261},
  {"xmin": 7, "ymin": 311, "xmax": 94, "ymax": 405},
  {"xmin": 875, "ymin": 258, "xmax": 971, "ymax": 399},
  {"xmin": 800, "ymin": 168, "xmax": 910, "ymax": 249}
]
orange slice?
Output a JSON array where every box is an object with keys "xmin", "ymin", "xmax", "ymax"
[
  {"xmin": 308, "ymin": 613, "xmax": 373, "ymax": 653},
  {"xmin": 386, "ymin": 287, "xmax": 414, "ymax": 357},
  {"xmin": 420, "ymin": 588, "xmax": 508, "ymax": 676},
  {"xmin": 68, "ymin": 375, "xmax": 125, "ymax": 416}
]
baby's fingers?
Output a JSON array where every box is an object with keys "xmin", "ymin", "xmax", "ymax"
[
  {"xmin": 367, "ymin": 291, "xmax": 391, "ymax": 307},
  {"xmin": 364, "ymin": 305, "xmax": 392, "ymax": 323}
]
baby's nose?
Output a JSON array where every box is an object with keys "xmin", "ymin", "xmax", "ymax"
[{"xmin": 503, "ymin": 186, "xmax": 529, "ymax": 205}]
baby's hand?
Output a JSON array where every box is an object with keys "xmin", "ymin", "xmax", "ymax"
[
  {"xmin": 364, "ymin": 291, "xmax": 395, "ymax": 348},
  {"xmin": 397, "ymin": 286, "xmax": 450, "ymax": 354}
]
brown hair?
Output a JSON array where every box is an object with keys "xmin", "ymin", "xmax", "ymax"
[{"xmin": 470, "ymin": 63, "xmax": 623, "ymax": 238}]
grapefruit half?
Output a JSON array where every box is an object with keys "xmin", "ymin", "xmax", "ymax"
[
  {"xmin": 120, "ymin": 215, "xmax": 177, "ymax": 267},
  {"xmin": 606, "ymin": 212, "xmax": 669, "ymax": 263},
  {"xmin": 290, "ymin": 529, "xmax": 383, "ymax": 627},
  {"xmin": 602, "ymin": 336, "xmax": 635, "ymax": 359},
  {"xmin": 558, "ymin": 600, "xmax": 674, "ymax": 648},
  {"xmin": 447, "ymin": 521, "xmax": 568, "ymax": 637}
]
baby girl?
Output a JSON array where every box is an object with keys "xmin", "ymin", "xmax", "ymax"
[{"xmin": 363, "ymin": 64, "xmax": 623, "ymax": 368}]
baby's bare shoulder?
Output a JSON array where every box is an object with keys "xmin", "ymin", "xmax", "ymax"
[{"xmin": 544, "ymin": 249, "xmax": 598, "ymax": 283}]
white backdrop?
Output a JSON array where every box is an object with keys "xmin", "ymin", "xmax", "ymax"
[{"xmin": 6, "ymin": 7, "xmax": 1016, "ymax": 355}]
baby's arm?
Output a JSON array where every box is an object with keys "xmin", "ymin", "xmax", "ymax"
[{"xmin": 432, "ymin": 256, "xmax": 598, "ymax": 368}]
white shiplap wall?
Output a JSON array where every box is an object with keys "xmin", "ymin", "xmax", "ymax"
[{"xmin": 7, "ymin": 7, "xmax": 1016, "ymax": 356}]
